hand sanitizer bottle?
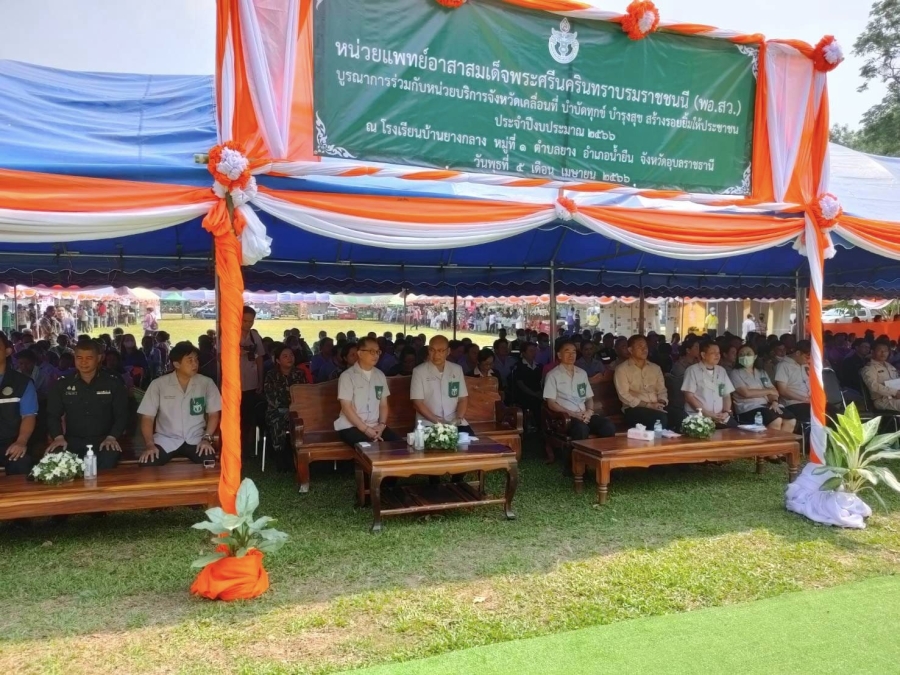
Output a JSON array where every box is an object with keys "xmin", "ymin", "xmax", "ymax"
[
  {"xmin": 653, "ymin": 419, "xmax": 663, "ymax": 438},
  {"xmin": 84, "ymin": 445, "xmax": 97, "ymax": 479},
  {"xmin": 414, "ymin": 420, "xmax": 425, "ymax": 450},
  {"xmin": 754, "ymin": 411, "xmax": 764, "ymax": 427}
]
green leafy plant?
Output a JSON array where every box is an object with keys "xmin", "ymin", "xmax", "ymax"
[
  {"xmin": 816, "ymin": 403, "xmax": 900, "ymax": 509},
  {"xmin": 191, "ymin": 478, "xmax": 289, "ymax": 568}
]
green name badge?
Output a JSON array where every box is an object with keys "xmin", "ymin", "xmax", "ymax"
[
  {"xmin": 449, "ymin": 381, "xmax": 460, "ymax": 398},
  {"xmin": 718, "ymin": 383, "xmax": 726, "ymax": 396},
  {"xmin": 375, "ymin": 385, "xmax": 384, "ymax": 400},
  {"xmin": 190, "ymin": 397, "xmax": 206, "ymax": 416},
  {"xmin": 577, "ymin": 383, "xmax": 587, "ymax": 398}
]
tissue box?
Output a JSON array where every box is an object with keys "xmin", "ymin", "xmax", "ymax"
[{"xmin": 627, "ymin": 427, "xmax": 656, "ymax": 441}]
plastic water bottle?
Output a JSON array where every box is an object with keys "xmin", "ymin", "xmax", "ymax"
[
  {"xmin": 754, "ymin": 412, "xmax": 764, "ymax": 427},
  {"xmin": 414, "ymin": 420, "xmax": 425, "ymax": 450},
  {"xmin": 84, "ymin": 445, "xmax": 97, "ymax": 479},
  {"xmin": 653, "ymin": 419, "xmax": 663, "ymax": 438}
]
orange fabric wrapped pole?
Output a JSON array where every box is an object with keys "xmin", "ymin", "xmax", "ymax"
[
  {"xmin": 190, "ymin": 548, "xmax": 269, "ymax": 601},
  {"xmin": 203, "ymin": 199, "xmax": 245, "ymax": 514}
]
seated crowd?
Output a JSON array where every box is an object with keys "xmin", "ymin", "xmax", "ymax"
[{"xmin": 7, "ymin": 302, "xmax": 895, "ymax": 479}]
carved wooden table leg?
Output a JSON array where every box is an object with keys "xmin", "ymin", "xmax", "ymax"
[
  {"xmin": 573, "ymin": 451, "xmax": 586, "ymax": 494},
  {"xmin": 370, "ymin": 471, "xmax": 384, "ymax": 533},
  {"xmin": 597, "ymin": 460, "xmax": 611, "ymax": 505},
  {"xmin": 355, "ymin": 464, "xmax": 366, "ymax": 507},
  {"xmin": 787, "ymin": 449, "xmax": 800, "ymax": 482},
  {"xmin": 504, "ymin": 461, "xmax": 518, "ymax": 520}
]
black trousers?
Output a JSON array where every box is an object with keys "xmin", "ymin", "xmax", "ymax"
[
  {"xmin": 338, "ymin": 426, "xmax": 401, "ymax": 446},
  {"xmin": 140, "ymin": 442, "xmax": 207, "ymax": 466},
  {"xmin": 786, "ymin": 403, "xmax": 812, "ymax": 425},
  {"xmin": 0, "ymin": 440, "xmax": 34, "ymax": 475},
  {"xmin": 240, "ymin": 389, "xmax": 262, "ymax": 453},
  {"xmin": 568, "ymin": 414, "xmax": 616, "ymax": 441},
  {"xmin": 67, "ymin": 437, "xmax": 121, "ymax": 470},
  {"xmin": 623, "ymin": 407, "xmax": 669, "ymax": 430},
  {"xmin": 716, "ymin": 415, "xmax": 740, "ymax": 429}
]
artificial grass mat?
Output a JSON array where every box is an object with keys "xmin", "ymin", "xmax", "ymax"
[{"xmin": 348, "ymin": 574, "xmax": 900, "ymax": 674}]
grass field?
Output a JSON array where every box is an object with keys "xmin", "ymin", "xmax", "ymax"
[
  {"xmin": 2, "ymin": 439, "xmax": 900, "ymax": 674},
  {"xmin": 350, "ymin": 575, "xmax": 900, "ymax": 675},
  {"xmin": 114, "ymin": 316, "xmax": 488, "ymax": 347}
]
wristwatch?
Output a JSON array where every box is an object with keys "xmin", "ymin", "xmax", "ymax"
[{"xmin": 201, "ymin": 434, "xmax": 213, "ymax": 443}]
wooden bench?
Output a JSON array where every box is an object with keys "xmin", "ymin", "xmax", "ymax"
[
  {"xmin": 0, "ymin": 463, "xmax": 220, "ymax": 520},
  {"xmin": 543, "ymin": 374, "xmax": 624, "ymax": 462},
  {"xmin": 571, "ymin": 429, "xmax": 801, "ymax": 504},
  {"xmin": 289, "ymin": 375, "xmax": 523, "ymax": 493}
]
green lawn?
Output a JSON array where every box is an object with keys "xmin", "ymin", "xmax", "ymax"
[
  {"xmin": 349, "ymin": 575, "xmax": 900, "ymax": 675},
  {"xmin": 105, "ymin": 316, "xmax": 488, "ymax": 347},
  {"xmin": 2, "ymin": 442, "xmax": 900, "ymax": 674}
]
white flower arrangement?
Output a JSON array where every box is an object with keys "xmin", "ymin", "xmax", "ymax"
[
  {"xmin": 681, "ymin": 412, "xmax": 716, "ymax": 440},
  {"xmin": 30, "ymin": 451, "xmax": 84, "ymax": 484},
  {"xmin": 423, "ymin": 423, "xmax": 460, "ymax": 451},
  {"xmin": 823, "ymin": 40, "xmax": 843, "ymax": 66}
]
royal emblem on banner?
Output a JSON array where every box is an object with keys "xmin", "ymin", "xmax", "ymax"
[{"xmin": 548, "ymin": 18, "xmax": 579, "ymax": 64}]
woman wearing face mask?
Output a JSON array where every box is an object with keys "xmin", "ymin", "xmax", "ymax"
[{"xmin": 730, "ymin": 346, "xmax": 796, "ymax": 433}]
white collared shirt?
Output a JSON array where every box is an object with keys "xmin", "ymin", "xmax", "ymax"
[
  {"xmin": 410, "ymin": 360, "xmax": 468, "ymax": 423},
  {"xmin": 334, "ymin": 363, "xmax": 390, "ymax": 430},
  {"xmin": 682, "ymin": 363, "xmax": 734, "ymax": 414},
  {"xmin": 543, "ymin": 364, "xmax": 591, "ymax": 414},
  {"xmin": 137, "ymin": 372, "xmax": 222, "ymax": 453}
]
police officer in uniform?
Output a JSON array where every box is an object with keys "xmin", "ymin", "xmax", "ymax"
[
  {"xmin": 861, "ymin": 341, "xmax": 900, "ymax": 413},
  {"xmin": 334, "ymin": 336, "xmax": 400, "ymax": 446},
  {"xmin": 46, "ymin": 338, "xmax": 128, "ymax": 469},
  {"xmin": 0, "ymin": 332, "xmax": 38, "ymax": 474},
  {"xmin": 410, "ymin": 335, "xmax": 473, "ymax": 434}
]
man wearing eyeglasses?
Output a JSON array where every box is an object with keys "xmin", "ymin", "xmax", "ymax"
[
  {"xmin": 334, "ymin": 336, "xmax": 400, "ymax": 446},
  {"xmin": 410, "ymin": 335, "xmax": 472, "ymax": 434}
]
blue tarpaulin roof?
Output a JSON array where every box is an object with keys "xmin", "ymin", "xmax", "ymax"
[{"xmin": 0, "ymin": 60, "xmax": 898, "ymax": 297}]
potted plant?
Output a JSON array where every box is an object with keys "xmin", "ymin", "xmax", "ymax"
[
  {"xmin": 816, "ymin": 403, "xmax": 900, "ymax": 509},
  {"xmin": 30, "ymin": 451, "xmax": 84, "ymax": 485},
  {"xmin": 424, "ymin": 422, "xmax": 459, "ymax": 450},
  {"xmin": 190, "ymin": 478, "xmax": 288, "ymax": 601},
  {"xmin": 681, "ymin": 411, "xmax": 716, "ymax": 440}
]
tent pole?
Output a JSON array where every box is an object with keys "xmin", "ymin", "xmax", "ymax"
[
  {"xmin": 403, "ymin": 288, "xmax": 408, "ymax": 336},
  {"xmin": 796, "ymin": 270, "xmax": 807, "ymax": 340},
  {"xmin": 638, "ymin": 282, "xmax": 646, "ymax": 336},
  {"xmin": 452, "ymin": 288, "xmax": 458, "ymax": 340},
  {"xmin": 549, "ymin": 264, "xmax": 556, "ymax": 351},
  {"xmin": 12, "ymin": 284, "xmax": 17, "ymax": 332}
]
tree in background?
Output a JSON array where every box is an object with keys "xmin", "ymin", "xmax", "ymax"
[{"xmin": 830, "ymin": 0, "xmax": 900, "ymax": 156}]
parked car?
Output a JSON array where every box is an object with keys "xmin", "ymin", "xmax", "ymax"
[
  {"xmin": 256, "ymin": 309, "xmax": 273, "ymax": 320},
  {"xmin": 193, "ymin": 305, "xmax": 217, "ymax": 320},
  {"xmin": 822, "ymin": 307, "xmax": 883, "ymax": 324}
]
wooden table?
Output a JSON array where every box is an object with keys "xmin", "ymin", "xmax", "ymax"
[
  {"xmin": 571, "ymin": 429, "xmax": 801, "ymax": 505},
  {"xmin": 0, "ymin": 464, "xmax": 220, "ymax": 520},
  {"xmin": 354, "ymin": 438, "xmax": 518, "ymax": 532}
]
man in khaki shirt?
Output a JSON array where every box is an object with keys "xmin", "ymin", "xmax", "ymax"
[
  {"xmin": 861, "ymin": 342, "xmax": 900, "ymax": 412},
  {"xmin": 614, "ymin": 335, "xmax": 669, "ymax": 429}
]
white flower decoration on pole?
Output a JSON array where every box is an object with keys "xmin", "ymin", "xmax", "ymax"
[
  {"xmin": 555, "ymin": 197, "xmax": 577, "ymax": 222},
  {"xmin": 206, "ymin": 142, "xmax": 271, "ymax": 265}
]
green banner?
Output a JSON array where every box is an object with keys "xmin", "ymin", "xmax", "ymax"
[{"xmin": 313, "ymin": 0, "xmax": 757, "ymax": 194}]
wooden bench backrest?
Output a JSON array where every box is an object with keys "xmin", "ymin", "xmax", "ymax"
[
  {"xmin": 289, "ymin": 375, "xmax": 504, "ymax": 433},
  {"xmin": 290, "ymin": 376, "xmax": 417, "ymax": 434},
  {"xmin": 592, "ymin": 375, "xmax": 623, "ymax": 419},
  {"xmin": 464, "ymin": 376, "xmax": 501, "ymax": 424}
]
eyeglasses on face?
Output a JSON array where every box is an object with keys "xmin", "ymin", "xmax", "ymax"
[{"xmin": 359, "ymin": 349, "xmax": 382, "ymax": 356}]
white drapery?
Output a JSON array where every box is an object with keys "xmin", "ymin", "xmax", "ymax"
[{"xmin": 0, "ymin": 202, "xmax": 215, "ymax": 244}]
